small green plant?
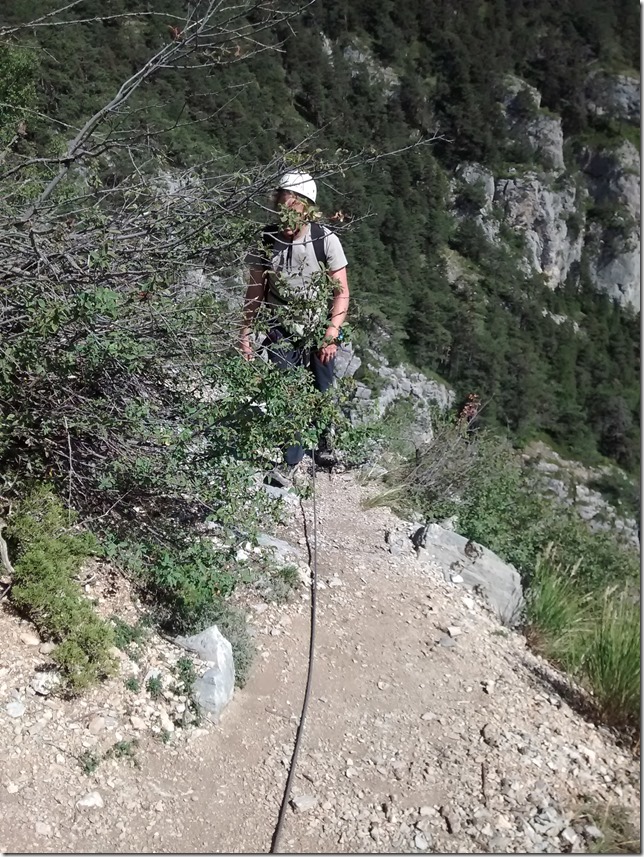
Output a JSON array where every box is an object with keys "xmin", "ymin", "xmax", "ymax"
[
  {"xmin": 159, "ymin": 728, "xmax": 172, "ymax": 744},
  {"xmin": 146, "ymin": 675, "xmax": 163, "ymax": 699},
  {"xmin": 6, "ymin": 488, "xmax": 115, "ymax": 693},
  {"xmin": 105, "ymin": 739, "xmax": 140, "ymax": 768},
  {"xmin": 124, "ymin": 677, "xmax": 141, "ymax": 693},
  {"xmin": 111, "ymin": 617, "xmax": 147, "ymax": 652},
  {"xmin": 78, "ymin": 750, "xmax": 101, "ymax": 775},
  {"xmin": 174, "ymin": 656, "xmax": 198, "ymax": 692},
  {"xmin": 172, "ymin": 656, "xmax": 202, "ymax": 727}
]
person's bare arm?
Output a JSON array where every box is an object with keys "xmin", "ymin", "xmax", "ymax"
[
  {"xmin": 319, "ymin": 267, "xmax": 349, "ymax": 364},
  {"xmin": 239, "ymin": 266, "xmax": 265, "ymax": 359}
]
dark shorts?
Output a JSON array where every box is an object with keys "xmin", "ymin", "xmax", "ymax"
[
  {"xmin": 263, "ymin": 329, "xmax": 335, "ymax": 393},
  {"xmin": 263, "ymin": 328, "xmax": 335, "ymax": 466}
]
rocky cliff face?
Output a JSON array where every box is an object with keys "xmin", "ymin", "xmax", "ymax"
[{"xmin": 453, "ymin": 74, "xmax": 640, "ymax": 310}]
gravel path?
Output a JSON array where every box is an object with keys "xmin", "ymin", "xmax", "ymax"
[{"xmin": 0, "ymin": 472, "xmax": 639, "ymax": 853}]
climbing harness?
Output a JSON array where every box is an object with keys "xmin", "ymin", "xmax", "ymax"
[{"xmin": 270, "ymin": 451, "xmax": 319, "ymax": 854}]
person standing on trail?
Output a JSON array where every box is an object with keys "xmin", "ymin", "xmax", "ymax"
[{"xmin": 239, "ymin": 171, "xmax": 350, "ymax": 471}]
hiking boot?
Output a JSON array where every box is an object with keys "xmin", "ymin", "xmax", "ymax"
[{"xmin": 313, "ymin": 447, "xmax": 338, "ymax": 469}]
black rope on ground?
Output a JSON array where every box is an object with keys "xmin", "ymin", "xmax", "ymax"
[{"xmin": 270, "ymin": 453, "xmax": 319, "ymax": 854}]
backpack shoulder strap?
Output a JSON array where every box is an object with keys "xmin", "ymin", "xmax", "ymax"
[{"xmin": 310, "ymin": 221, "xmax": 328, "ymax": 269}]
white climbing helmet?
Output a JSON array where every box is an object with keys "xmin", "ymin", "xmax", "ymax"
[{"xmin": 277, "ymin": 170, "xmax": 317, "ymax": 203}]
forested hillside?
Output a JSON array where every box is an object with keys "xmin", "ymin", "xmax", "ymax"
[{"xmin": 1, "ymin": 0, "xmax": 640, "ymax": 470}]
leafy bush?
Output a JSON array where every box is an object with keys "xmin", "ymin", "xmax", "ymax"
[{"xmin": 6, "ymin": 488, "xmax": 115, "ymax": 692}]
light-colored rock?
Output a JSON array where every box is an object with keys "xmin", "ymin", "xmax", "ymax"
[
  {"xmin": 342, "ymin": 44, "xmax": 399, "ymax": 96},
  {"xmin": 494, "ymin": 172, "xmax": 585, "ymax": 290},
  {"xmin": 176, "ymin": 627, "xmax": 235, "ymax": 723},
  {"xmin": 581, "ymin": 141, "xmax": 640, "ymax": 309},
  {"xmin": 256, "ymin": 533, "xmax": 303, "ymax": 564},
  {"xmin": 499, "ymin": 75, "xmax": 565, "ymax": 171},
  {"xmin": 35, "ymin": 821, "xmax": 52, "ymax": 837},
  {"xmin": 39, "ymin": 641, "xmax": 56, "ymax": 655},
  {"xmin": 88, "ymin": 715, "xmax": 106, "ymax": 735},
  {"xmin": 20, "ymin": 631, "xmax": 41, "ymax": 646},
  {"xmin": 291, "ymin": 794, "xmax": 317, "ymax": 812},
  {"xmin": 159, "ymin": 710, "xmax": 175, "ymax": 733},
  {"xmin": 414, "ymin": 832, "xmax": 431, "ymax": 850},
  {"xmin": 584, "ymin": 824, "xmax": 603, "ymax": 841},
  {"xmin": 130, "ymin": 715, "xmax": 146, "ymax": 731},
  {"xmin": 30, "ymin": 672, "xmax": 61, "ymax": 696},
  {"xmin": 77, "ymin": 790, "xmax": 104, "ymax": 810},
  {"xmin": 429, "ymin": 524, "xmax": 523, "ymax": 624},
  {"xmin": 585, "ymin": 71, "xmax": 640, "ymax": 124},
  {"xmin": 334, "ymin": 342, "xmax": 362, "ymax": 379},
  {"xmin": 6, "ymin": 699, "xmax": 26, "ymax": 718}
]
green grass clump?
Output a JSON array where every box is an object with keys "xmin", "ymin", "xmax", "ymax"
[
  {"xmin": 7, "ymin": 487, "xmax": 115, "ymax": 692},
  {"xmin": 574, "ymin": 799, "xmax": 640, "ymax": 854},
  {"xmin": 525, "ymin": 548, "xmax": 640, "ymax": 731}
]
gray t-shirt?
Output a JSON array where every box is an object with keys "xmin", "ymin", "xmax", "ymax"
[{"xmin": 246, "ymin": 224, "xmax": 348, "ymax": 337}]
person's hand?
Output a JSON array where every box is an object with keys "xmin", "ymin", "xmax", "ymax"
[
  {"xmin": 318, "ymin": 328, "xmax": 338, "ymax": 364},
  {"xmin": 318, "ymin": 342, "xmax": 337, "ymax": 364},
  {"xmin": 239, "ymin": 336, "xmax": 254, "ymax": 361}
]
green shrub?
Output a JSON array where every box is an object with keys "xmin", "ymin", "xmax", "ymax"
[{"xmin": 7, "ymin": 487, "xmax": 115, "ymax": 692}]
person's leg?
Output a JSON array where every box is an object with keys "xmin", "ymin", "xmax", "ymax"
[
  {"xmin": 265, "ymin": 336, "xmax": 306, "ymax": 467},
  {"xmin": 309, "ymin": 350, "xmax": 335, "ymax": 393},
  {"xmin": 309, "ymin": 351, "xmax": 337, "ymax": 464}
]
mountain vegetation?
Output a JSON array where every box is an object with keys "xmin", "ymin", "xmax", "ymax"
[
  {"xmin": 0, "ymin": 1, "xmax": 639, "ymax": 725},
  {"xmin": 2, "ymin": 0, "xmax": 638, "ymax": 469}
]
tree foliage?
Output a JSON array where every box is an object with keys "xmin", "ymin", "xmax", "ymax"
[{"xmin": 0, "ymin": 0, "xmax": 639, "ymax": 478}]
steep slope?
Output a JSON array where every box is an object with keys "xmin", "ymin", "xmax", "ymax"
[
  {"xmin": 0, "ymin": 471, "xmax": 638, "ymax": 853},
  {"xmin": 1, "ymin": 0, "xmax": 640, "ymax": 469}
]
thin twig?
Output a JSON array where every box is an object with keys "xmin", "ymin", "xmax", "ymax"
[{"xmin": 63, "ymin": 417, "xmax": 74, "ymax": 523}]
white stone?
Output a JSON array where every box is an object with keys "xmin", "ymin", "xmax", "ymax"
[
  {"xmin": 292, "ymin": 794, "xmax": 317, "ymax": 812},
  {"xmin": 77, "ymin": 791, "xmax": 104, "ymax": 810},
  {"xmin": 88, "ymin": 715, "xmax": 106, "ymax": 735},
  {"xmin": 6, "ymin": 699, "xmax": 25, "ymax": 718},
  {"xmin": 176, "ymin": 627, "xmax": 235, "ymax": 723},
  {"xmin": 415, "ymin": 832, "xmax": 430, "ymax": 850},
  {"xmin": 20, "ymin": 631, "xmax": 41, "ymax": 646},
  {"xmin": 30, "ymin": 672, "xmax": 61, "ymax": 696}
]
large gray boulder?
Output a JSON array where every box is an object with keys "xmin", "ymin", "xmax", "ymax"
[{"xmin": 418, "ymin": 524, "xmax": 523, "ymax": 626}]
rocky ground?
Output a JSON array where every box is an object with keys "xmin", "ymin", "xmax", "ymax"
[{"xmin": 0, "ymin": 471, "xmax": 639, "ymax": 853}]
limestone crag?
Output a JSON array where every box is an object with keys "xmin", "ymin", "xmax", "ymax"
[
  {"xmin": 452, "ymin": 73, "xmax": 640, "ymax": 309},
  {"xmin": 585, "ymin": 70, "xmax": 640, "ymax": 124},
  {"xmin": 494, "ymin": 173, "xmax": 586, "ymax": 287},
  {"xmin": 580, "ymin": 140, "xmax": 640, "ymax": 308},
  {"xmin": 500, "ymin": 75, "xmax": 565, "ymax": 172}
]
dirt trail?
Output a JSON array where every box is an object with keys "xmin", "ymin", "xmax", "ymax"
[{"xmin": 0, "ymin": 473, "xmax": 639, "ymax": 853}]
